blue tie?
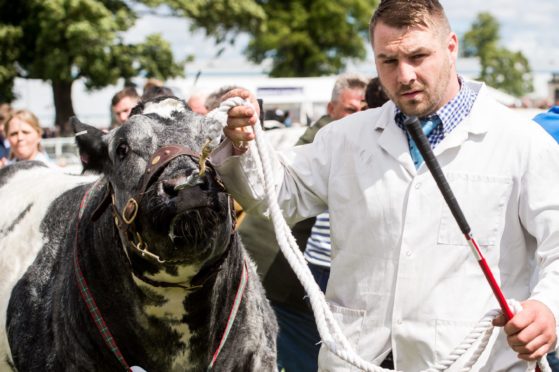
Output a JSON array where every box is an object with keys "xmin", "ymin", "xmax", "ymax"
[{"xmin": 409, "ymin": 115, "xmax": 441, "ymax": 169}]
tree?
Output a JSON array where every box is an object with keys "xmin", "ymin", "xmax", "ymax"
[
  {"xmin": 245, "ymin": 0, "xmax": 377, "ymax": 77},
  {"xmin": 462, "ymin": 12, "xmax": 533, "ymax": 97},
  {"xmin": 0, "ymin": 0, "xmax": 185, "ymax": 135},
  {"xmin": 160, "ymin": 0, "xmax": 377, "ymax": 77}
]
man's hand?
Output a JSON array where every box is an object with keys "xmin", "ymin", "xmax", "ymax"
[
  {"xmin": 492, "ymin": 299, "xmax": 557, "ymax": 361},
  {"xmin": 220, "ymin": 88, "xmax": 259, "ymax": 154}
]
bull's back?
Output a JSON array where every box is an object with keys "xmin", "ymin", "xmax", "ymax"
[{"xmin": 0, "ymin": 162, "xmax": 96, "ymax": 369}]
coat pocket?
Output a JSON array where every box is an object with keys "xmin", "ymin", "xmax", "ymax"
[
  {"xmin": 318, "ymin": 303, "xmax": 367, "ymax": 372},
  {"xmin": 437, "ymin": 173, "xmax": 512, "ymax": 246}
]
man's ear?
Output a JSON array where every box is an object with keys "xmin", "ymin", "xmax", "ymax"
[
  {"xmin": 327, "ymin": 101, "xmax": 334, "ymax": 116},
  {"xmin": 71, "ymin": 117, "xmax": 108, "ymax": 173}
]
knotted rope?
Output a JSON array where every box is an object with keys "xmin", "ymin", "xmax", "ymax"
[{"xmin": 209, "ymin": 98, "xmax": 552, "ymax": 372}]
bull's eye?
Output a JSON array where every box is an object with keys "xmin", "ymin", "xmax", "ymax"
[{"xmin": 116, "ymin": 143, "xmax": 130, "ymax": 160}]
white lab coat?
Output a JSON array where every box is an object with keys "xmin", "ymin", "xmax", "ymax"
[{"xmin": 212, "ymin": 81, "xmax": 559, "ymax": 371}]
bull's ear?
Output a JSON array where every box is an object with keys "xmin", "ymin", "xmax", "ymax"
[{"xmin": 71, "ymin": 117, "xmax": 108, "ymax": 173}]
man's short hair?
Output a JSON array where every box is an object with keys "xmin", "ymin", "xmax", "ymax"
[
  {"xmin": 141, "ymin": 86, "xmax": 175, "ymax": 102},
  {"xmin": 331, "ymin": 73, "xmax": 368, "ymax": 102},
  {"xmin": 204, "ymin": 85, "xmax": 243, "ymax": 112},
  {"xmin": 365, "ymin": 77, "xmax": 390, "ymax": 109},
  {"xmin": 369, "ymin": 0, "xmax": 450, "ymax": 43},
  {"xmin": 111, "ymin": 87, "xmax": 139, "ymax": 107}
]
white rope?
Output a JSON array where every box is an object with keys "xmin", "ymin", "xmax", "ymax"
[{"xmin": 210, "ymin": 98, "xmax": 552, "ymax": 372}]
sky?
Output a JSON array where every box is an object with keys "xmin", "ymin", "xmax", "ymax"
[
  {"xmin": 13, "ymin": 0, "xmax": 558, "ymax": 127},
  {"xmin": 125, "ymin": 0, "xmax": 559, "ymax": 75}
]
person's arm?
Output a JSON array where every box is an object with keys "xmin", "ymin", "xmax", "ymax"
[
  {"xmin": 210, "ymin": 88, "xmax": 329, "ymax": 222},
  {"xmin": 493, "ymin": 133, "xmax": 559, "ymax": 361}
]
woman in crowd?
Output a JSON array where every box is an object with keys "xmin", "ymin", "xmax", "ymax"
[{"xmin": 2, "ymin": 109, "xmax": 53, "ymax": 166}]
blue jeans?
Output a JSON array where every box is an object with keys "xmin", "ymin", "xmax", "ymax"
[
  {"xmin": 548, "ymin": 351, "xmax": 559, "ymax": 371},
  {"xmin": 274, "ymin": 263, "xmax": 330, "ymax": 372}
]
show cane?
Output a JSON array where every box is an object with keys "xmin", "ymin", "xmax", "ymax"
[{"xmin": 403, "ymin": 116, "xmax": 542, "ymax": 372}]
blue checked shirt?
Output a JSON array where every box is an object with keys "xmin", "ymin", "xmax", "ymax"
[{"xmin": 395, "ymin": 76, "xmax": 478, "ymax": 149}]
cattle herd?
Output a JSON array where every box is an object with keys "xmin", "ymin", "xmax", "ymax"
[{"xmin": 0, "ymin": 97, "xmax": 278, "ymax": 371}]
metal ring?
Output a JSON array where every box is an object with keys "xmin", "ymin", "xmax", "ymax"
[{"xmin": 122, "ymin": 198, "xmax": 139, "ymax": 224}]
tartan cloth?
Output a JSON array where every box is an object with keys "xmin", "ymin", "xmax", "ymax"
[{"xmin": 74, "ymin": 183, "xmax": 130, "ymax": 370}]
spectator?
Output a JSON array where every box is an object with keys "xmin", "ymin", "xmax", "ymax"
[
  {"xmin": 215, "ymin": 0, "xmax": 559, "ymax": 370},
  {"xmin": 111, "ymin": 87, "xmax": 140, "ymax": 127},
  {"xmin": 297, "ymin": 73, "xmax": 368, "ymax": 146},
  {"xmin": 143, "ymin": 78, "xmax": 164, "ymax": 92},
  {"xmin": 205, "ymin": 85, "xmax": 242, "ymax": 112},
  {"xmin": 187, "ymin": 91, "xmax": 209, "ymax": 115},
  {"xmin": 533, "ymin": 106, "xmax": 559, "ymax": 143},
  {"xmin": 141, "ymin": 86, "xmax": 175, "ymax": 102},
  {"xmin": 533, "ymin": 106, "xmax": 559, "ymax": 371},
  {"xmin": 364, "ymin": 76, "xmax": 390, "ymax": 109},
  {"xmin": 3, "ymin": 109, "xmax": 53, "ymax": 167},
  {"xmin": 0, "ymin": 103, "xmax": 12, "ymax": 165}
]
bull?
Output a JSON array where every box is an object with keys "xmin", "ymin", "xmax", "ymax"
[{"xmin": 0, "ymin": 97, "xmax": 277, "ymax": 371}]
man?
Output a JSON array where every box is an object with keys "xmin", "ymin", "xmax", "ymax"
[
  {"xmin": 0, "ymin": 103, "xmax": 11, "ymax": 166},
  {"xmin": 297, "ymin": 73, "xmax": 367, "ymax": 145},
  {"xmin": 239, "ymin": 73, "xmax": 368, "ymax": 372},
  {"xmin": 187, "ymin": 91, "xmax": 209, "ymax": 115},
  {"xmin": 533, "ymin": 106, "xmax": 559, "ymax": 371},
  {"xmin": 213, "ymin": 0, "xmax": 559, "ymax": 370},
  {"xmin": 534, "ymin": 105, "xmax": 559, "ymax": 143},
  {"xmin": 111, "ymin": 86, "xmax": 139, "ymax": 127}
]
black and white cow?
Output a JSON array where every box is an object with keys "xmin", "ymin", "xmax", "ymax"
[{"xmin": 0, "ymin": 97, "xmax": 277, "ymax": 371}]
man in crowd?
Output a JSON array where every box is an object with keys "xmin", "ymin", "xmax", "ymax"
[
  {"xmin": 212, "ymin": 0, "xmax": 559, "ymax": 370},
  {"xmin": 111, "ymin": 86, "xmax": 139, "ymax": 127}
]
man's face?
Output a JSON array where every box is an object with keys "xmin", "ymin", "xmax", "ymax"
[
  {"xmin": 328, "ymin": 88, "xmax": 366, "ymax": 121},
  {"xmin": 372, "ymin": 21, "xmax": 459, "ymax": 117},
  {"xmin": 113, "ymin": 96, "xmax": 139, "ymax": 125}
]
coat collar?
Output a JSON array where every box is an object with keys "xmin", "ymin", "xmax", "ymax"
[{"xmin": 374, "ymin": 81, "xmax": 492, "ymax": 175}]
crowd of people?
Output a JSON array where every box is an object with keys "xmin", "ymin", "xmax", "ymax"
[{"xmin": 1, "ymin": 0, "xmax": 559, "ymax": 370}]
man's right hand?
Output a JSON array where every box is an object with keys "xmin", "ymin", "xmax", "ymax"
[{"xmin": 220, "ymin": 88, "xmax": 259, "ymax": 154}]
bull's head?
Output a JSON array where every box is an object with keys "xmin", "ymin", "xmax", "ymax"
[{"xmin": 71, "ymin": 97, "xmax": 232, "ymax": 286}]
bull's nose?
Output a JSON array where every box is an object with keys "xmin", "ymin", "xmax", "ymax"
[{"xmin": 161, "ymin": 173, "xmax": 205, "ymax": 197}]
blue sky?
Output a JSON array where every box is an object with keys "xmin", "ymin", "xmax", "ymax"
[{"xmin": 126, "ymin": 0, "xmax": 559, "ymax": 73}]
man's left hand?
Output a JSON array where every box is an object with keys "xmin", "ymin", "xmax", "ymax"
[{"xmin": 493, "ymin": 299, "xmax": 557, "ymax": 361}]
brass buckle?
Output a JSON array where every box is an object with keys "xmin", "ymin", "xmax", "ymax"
[
  {"xmin": 131, "ymin": 232, "xmax": 166, "ymax": 264},
  {"xmin": 122, "ymin": 198, "xmax": 139, "ymax": 225}
]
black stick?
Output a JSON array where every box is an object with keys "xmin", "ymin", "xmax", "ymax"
[{"xmin": 404, "ymin": 116, "xmax": 470, "ymax": 235}]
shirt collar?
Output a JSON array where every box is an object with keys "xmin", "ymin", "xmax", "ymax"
[{"xmin": 395, "ymin": 75, "xmax": 478, "ymax": 136}]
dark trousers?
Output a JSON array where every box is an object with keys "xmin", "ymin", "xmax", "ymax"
[{"xmin": 274, "ymin": 263, "xmax": 330, "ymax": 372}]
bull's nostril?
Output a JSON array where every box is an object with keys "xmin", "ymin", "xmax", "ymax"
[
  {"xmin": 174, "ymin": 172, "xmax": 203, "ymax": 191},
  {"xmin": 163, "ymin": 180, "xmax": 180, "ymax": 198}
]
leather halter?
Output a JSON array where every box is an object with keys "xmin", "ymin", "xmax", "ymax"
[{"xmin": 105, "ymin": 144, "xmax": 232, "ymax": 265}]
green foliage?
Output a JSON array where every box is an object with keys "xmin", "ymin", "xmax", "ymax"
[
  {"xmin": 462, "ymin": 12, "xmax": 499, "ymax": 58},
  {"xmin": 0, "ymin": 24, "xmax": 22, "ymax": 101},
  {"xmin": 0, "ymin": 0, "xmax": 184, "ymax": 131},
  {"xmin": 243, "ymin": 0, "xmax": 377, "ymax": 77},
  {"xmin": 462, "ymin": 12, "xmax": 533, "ymax": 97},
  {"xmin": 479, "ymin": 48, "xmax": 533, "ymax": 98}
]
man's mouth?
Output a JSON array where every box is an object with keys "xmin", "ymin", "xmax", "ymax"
[{"xmin": 401, "ymin": 90, "xmax": 422, "ymax": 99}]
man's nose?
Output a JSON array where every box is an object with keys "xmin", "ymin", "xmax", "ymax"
[{"xmin": 397, "ymin": 61, "xmax": 417, "ymax": 86}]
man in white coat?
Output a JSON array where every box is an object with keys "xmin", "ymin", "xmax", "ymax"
[{"xmin": 211, "ymin": 0, "xmax": 559, "ymax": 370}]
